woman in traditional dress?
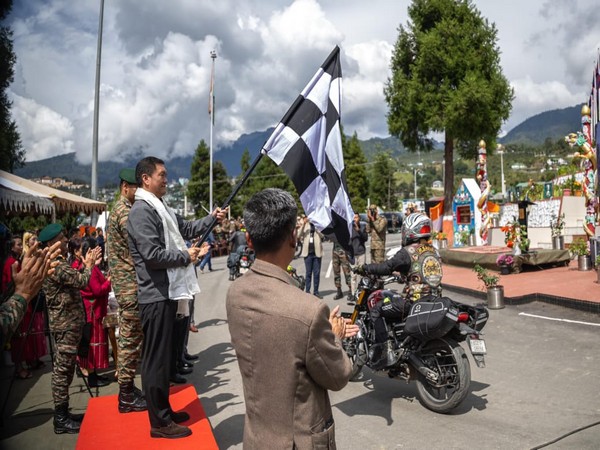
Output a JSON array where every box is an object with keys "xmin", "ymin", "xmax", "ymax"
[{"xmin": 70, "ymin": 236, "xmax": 111, "ymax": 388}]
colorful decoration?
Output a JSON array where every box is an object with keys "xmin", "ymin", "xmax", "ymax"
[
  {"xmin": 565, "ymin": 105, "xmax": 597, "ymax": 236},
  {"xmin": 475, "ymin": 140, "xmax": 491, "ymax": 244}
]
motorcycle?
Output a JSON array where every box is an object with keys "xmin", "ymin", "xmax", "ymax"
[
  {"xmin": 238, "ymin": 247, "xmax": 254, "ymax": 275},
  {"xmin": 343, "ymin": 273, "xmax": 488, "ymax": 414}
]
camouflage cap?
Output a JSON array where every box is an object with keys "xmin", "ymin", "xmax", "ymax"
[
  {"xmin": 38, "ymin": 223, "xmax": 63, "ymax": 243},
  {"xmin": 119, "ymin": 168, "xmax": 137, "ymax": 185}
]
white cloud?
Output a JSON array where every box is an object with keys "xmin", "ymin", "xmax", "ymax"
[
  {"xmin": 508, "ymin": 76, "xmax": 584, "ymax": 130},
  {"xmin": 10, "ymin": 93, "xmax": 75, "ymax": 161},
  {"xmin": 8, "ymin": 0, "xmax": 600, "ymax": 165}
]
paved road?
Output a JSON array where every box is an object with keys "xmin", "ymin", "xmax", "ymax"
[
  {"xmin": 1, "ymin": 233, "xmax": 599, "ymax": 449},
  {"xmin": 197, "ymin": 235, "xmax": 600, "ymax": 449}
]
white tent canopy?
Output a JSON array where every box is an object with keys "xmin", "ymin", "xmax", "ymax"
[{"xmin": 0, "ymin": 170, "xmax": 106, "ymax": 216}]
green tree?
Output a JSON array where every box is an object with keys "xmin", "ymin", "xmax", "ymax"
[
  {"xmin": 0, "ymin": 0, "xmax": 24, "ymax": 172},
  {"xmin": 369, "ymin": 152, "xmax": 397, "ymax": 210},
  {"xmin": 187, "ymin": 140, "xmax": 230, "ymax": 217},
  {"xmin": 342, "ymin": 131, "xmax": 369, "ymax": 212},
  {"xmin": 384, "ymin": 0, "xmax": 513, "ymax": 214}
]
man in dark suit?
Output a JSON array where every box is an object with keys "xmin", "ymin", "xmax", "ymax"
[{"xmin": 226, "ymin": 188, "xmax": 358, "ymax": 449}]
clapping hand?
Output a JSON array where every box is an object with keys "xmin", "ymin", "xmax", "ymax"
[
  {"xmin": 328, "ymin": 305, "xmax": 359, "ymax": 340},
  {"xmin": 13, "ymin": 241, "xmax": 61, "ymax": 302}
]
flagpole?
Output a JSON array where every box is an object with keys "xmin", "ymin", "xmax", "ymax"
[
  {"xmin": 209, "ymin": 50, "xmax": 217, "ymax": 213},
  {"xmin": 195, "ymin": 151, "xmax": 264, "ymax": 247},
  {"xmin": 91, "ymin": 0, "xmax": 104, "ymax": 224}
]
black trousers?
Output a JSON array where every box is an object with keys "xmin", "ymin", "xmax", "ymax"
[
  {"xmin": 171, "ymin": 313, "xmax": 188, "ymax": 377},
  {"xmin": 139, "ymin": 300, "xmax": 177, "ymax": 428}
]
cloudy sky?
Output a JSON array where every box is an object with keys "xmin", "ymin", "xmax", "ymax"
[{"xmin": 8, "ymin": 0, "xmax": 600, "ymax": 164}]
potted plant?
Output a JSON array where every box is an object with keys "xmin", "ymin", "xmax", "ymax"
[
  {"xmin": 473, "ymin": 264, "xmax": 504, "ymax": 309},
  {"xmin": 496, "ymin": 254, "xmax": 514, "ymax": 275},
  {"xmin": 435, "ymin": 231, "xmax": 448, "ymax": 249},
  {"xmin": 467, "ymin": 228, "xmax": 476, "ymax": 246},
  {"xmin": 596, "ymin": 254, "xmax": 600, "ymax": 284},
  {"xmin": 550, "ymin": 213, "xmax": 565, "ymax": 250},
  {"xmin": 570, "ymin": 238, "xmax": 591, "ymax": 271}
]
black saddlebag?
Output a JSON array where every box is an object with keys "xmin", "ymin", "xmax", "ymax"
[{"xmin": 404, "ymin": 297, "xmax": 456, "ymax": 340}]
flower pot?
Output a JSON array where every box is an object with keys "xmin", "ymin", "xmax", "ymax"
[
  {"xmin": 468, "ymin": 234, "xmax": 476, "ymax": 246},
  {"xmin": 578, "ymin": 255, "xmax": 592, "ymax": 271},
  {"xmin": 487, "ymin": 286, "xmax": 505, "ymax": 309},
  {"xmin": 499, "ymin": 264, "xmax": 510, "ymax": 275},
  {"xmin": 562, "ymin": 188, "xmax": 571, "ymax": 196},
  {"xmin": 438, "ymin": 239, "xmax": 448, "ymax": 249},
  {"xmin": 574, "ymin": 190, "xmax": 582, "ymax": 197},
  {"xmin": 552, "ymin": 235, "xmax": 564, "ymax": 250}
]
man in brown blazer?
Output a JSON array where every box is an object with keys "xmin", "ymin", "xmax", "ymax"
[{"xmin": 226, "ymin": 188, "xmax": 358, "ymax": 449}]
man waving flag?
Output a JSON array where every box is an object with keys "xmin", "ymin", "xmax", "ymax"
[{"xmin": 262, "ymin": 46, "xmax": 354, "ymax": 254}]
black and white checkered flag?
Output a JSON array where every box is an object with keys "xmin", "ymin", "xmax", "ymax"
[{"xmin": 262, "ymin": 46, "xmax": 355, "ymax": 254}]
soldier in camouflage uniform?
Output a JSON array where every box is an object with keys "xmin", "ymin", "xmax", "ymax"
[
  {"xmin": 40, "ymin": 223, "xmax": 100, "ymax": 435},
  {"xmin": 331, "ymin": 242, "xmax": 351, "ymax": 300},
  {"xmin": 367, "ymin": 205, "xmax": 387, "ymax": 263},
  {"xmin": 106, "ymin": 168, "xmax": 147, "ymax": 413}
]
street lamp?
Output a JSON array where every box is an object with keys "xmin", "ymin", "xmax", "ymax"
[{"xmin": 497, "ymin": 144, "xmax": 506, "ymax": 197}]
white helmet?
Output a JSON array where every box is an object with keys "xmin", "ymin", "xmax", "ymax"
[{"xmin": 401, "ymin": 213, "xmax": 432, "ymax": 246}]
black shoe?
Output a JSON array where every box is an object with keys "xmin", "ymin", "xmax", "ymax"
[
  {"xmin": 180, "ymin": 361, "xmax": 193, "ymax": 369},
  {"xmin": 368, "ymin": 344, "xmax": 387, "ymax": 371},
  {"xmin": 150, "ymin": 422, "xmax": 192, "ymax": 439},
  {"xmin": 184, "ymin": 353, "xmax": 199, "ymax": 361},
  {"xmin": 347, "ymin": 292, "xmax": 354, "ymax": 302},
  {"xmin": 118, "ymin": 382, "xmax": 148, "ymax": 413},
  {"xmin": 170, "ymin": 374, "xmax": 187, "ymax": 384},
  {"xmin": 54, "ymin": 403, "xmax": 81, "ymax": 434},
  {"xmin": 334, "ymin": 289, "xmax": 343, "ymax": 300},
  {"xmin": 178, "ymin": 366, "xmax": 193, "ymax": 375},
  {"xmin": 170, "ymin": 411, "xmax": 190, "ymax": 424},
  {"xmin": 314, "ymin": 292, "xmax": 323, "ymax": 299},
  {"xmin": 88, "ymin": 372, "xmax": 110, "ymax": 388}
]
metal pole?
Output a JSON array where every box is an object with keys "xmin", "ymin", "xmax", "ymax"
[
  {"xmin": 209, "ymin": 51, "xmax": 217, "ymax": 213},
  {"xmin": 91, "ymin": 0, "xmax": 104, "ymax": 203},
  {"xmin": 414, "ymin": 166, "xmax": 417, "ymax": 200},
  {"xmin": 498, "ymin": 145, "xmax": 506, "ymax": 197}
]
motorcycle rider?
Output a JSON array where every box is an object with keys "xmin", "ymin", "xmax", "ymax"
[
  {"xmin": 355, "ymin": 213, "xmax": 443, "ymax": 369},
  {"xmin": 227, "ymin": 226, "xmax": 252, "ymax": 280}
]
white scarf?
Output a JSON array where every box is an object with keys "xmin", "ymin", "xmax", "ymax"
[{"xmin": 135, "ymin": 188, "xmax": 200, "ymax": 307}]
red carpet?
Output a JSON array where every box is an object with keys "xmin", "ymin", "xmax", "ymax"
[{"xmin": 76, "ymin": 384, "xmax": 218, "ymax": 449}]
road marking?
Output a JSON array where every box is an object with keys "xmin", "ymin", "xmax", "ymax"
[{"xmin": 519, "ymin": 312, "xmax": 600, "ymax": 327}]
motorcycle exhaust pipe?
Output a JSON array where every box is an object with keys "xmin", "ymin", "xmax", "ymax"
[{"xmin": 407, "ymin": 353, "xmax": 439, "ymax": 383}]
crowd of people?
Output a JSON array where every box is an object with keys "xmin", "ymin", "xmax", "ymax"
[{"xmin": 1, "ymin": 154, "xmax": 440, "ymax": 446}]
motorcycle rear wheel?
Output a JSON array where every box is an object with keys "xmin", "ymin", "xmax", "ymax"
[{"xmin": 415, "ymin": 338, "xmax": 471, "ymax": 414}]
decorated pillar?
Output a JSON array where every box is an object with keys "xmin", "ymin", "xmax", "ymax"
[
  {"xmin": 476, "ymin": 140, "xmax": 491, "ymax": 244},
  {"xmin": 565, "ymin": 105, "xmax": 597, "ymax": 236}
]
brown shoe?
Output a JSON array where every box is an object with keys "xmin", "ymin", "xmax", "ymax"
[{"xmin": 150, "ymin": 422, "xmax": 192, "ymax": 439}]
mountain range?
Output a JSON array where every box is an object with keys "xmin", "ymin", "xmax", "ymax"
[{"xmin": 14, "ymin": 104, "xmax": 584, "ymax": 185}]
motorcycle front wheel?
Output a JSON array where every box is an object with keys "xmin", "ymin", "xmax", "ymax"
[
  {"xmin": 415, "ymin": 338, "xmax": 471, "ymax": 414},
  {"xmin": 345, "ymin": 337, "xmax": 367, "ymax": 381}
]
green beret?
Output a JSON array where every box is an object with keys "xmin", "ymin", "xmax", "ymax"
[
  {"xmin": 119, "ymin": 168, "xmax": 137, "ymax": 185},
  {"xmin": 38, "ymin": 223, "xmax": 63, "ymax": 243}
]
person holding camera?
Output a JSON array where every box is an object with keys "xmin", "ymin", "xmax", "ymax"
[{"xmin": 367, "ymin": 205, "xmax": 387, "ymax": 263}]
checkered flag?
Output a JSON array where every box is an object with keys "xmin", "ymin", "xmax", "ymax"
[{"xmin": 262, "ymin": 46, "xmax": 354, "ymax": 254}]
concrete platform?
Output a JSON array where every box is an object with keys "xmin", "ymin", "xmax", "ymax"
[{"xmin": 442, "ymin": 260, "xmax": 600, "ymax": 313}]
